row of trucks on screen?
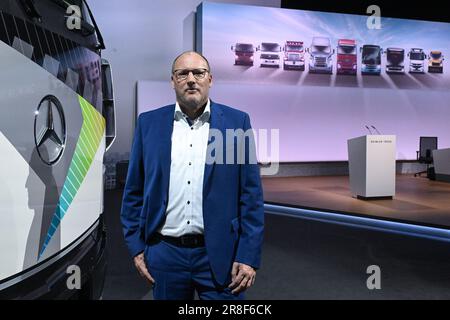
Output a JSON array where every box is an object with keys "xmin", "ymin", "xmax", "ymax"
[{"xmin": 231, "ymin": 38, "xmax": 445, "ymax": 74}]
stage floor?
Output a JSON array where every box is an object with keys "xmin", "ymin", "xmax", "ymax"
[{"xmin": 262, "ymin": 174, "xmax": 450, "ymax": 229}]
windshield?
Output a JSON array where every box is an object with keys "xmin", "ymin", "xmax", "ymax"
[
  {"xmin": 261, "ymin": 43, "xmax": 280, "ymax": 52},
  {"xmin": 431, "ymin": 52, "xmax": 442, "ymax": 59},
  {"xmin": 410, "ymin": 52, "xmax": 424, "ymax": 60},
  {"xmin": 387, "ymin": 51, "xmax": 404, "ymax": 64},
  {"xmin": 286, "ymin": 45, "xmax": 303, "ymax": 51},
  {"xmin": 362, "ymin": 47, "xmax": 381, "ymax": 64},
  {"xmin": 338, "ymin": 45, "xmax": 356, "ymax": 55},
  {"xmin": 311, "ymin": 45, "xmax": 331, "ymax": 54},
  {"xmin": 235, "ymin": 44, "xmax": 254, "ymax": 52}
]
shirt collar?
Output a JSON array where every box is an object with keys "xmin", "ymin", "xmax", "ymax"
[{"xmin": 174, "ymin": 99, "xmax": 211, "ymax": 125}]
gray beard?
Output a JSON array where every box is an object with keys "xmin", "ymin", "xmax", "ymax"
[{"xmin": 177, "ymin": 95, "xmax": 207, "ymax": 111}]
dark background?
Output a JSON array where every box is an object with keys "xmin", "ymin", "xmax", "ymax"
[{"xmin": 281, "ymin": 1, "xmax": 450, "ymax": 23}]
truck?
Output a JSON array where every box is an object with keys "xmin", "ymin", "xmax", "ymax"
[
  {"xmin": 0, "ymin": 0, "xmax": 115, "ymax": 299},
  {"xmin": 428, "ymin": 51, "xmax": 444, "ymax": 73},
  {"xmin": 231, "ymin": 43, "xmax": 254, "ymax": 66},
  {"xmin": 385, "ymin": 48, "xmax": 405, "ymax": 74},
  {"xmin": 307, "ymin": 37, "xmax": 334, "ymax": 74},
  {"xmin": 407, "ymin": 48, "xmax": 426, "ymax": 73},
  {"xmin": 256, "ymin": 42, "xmax": 282, "ymax": 68},
  {"xmin": 282, "ymin": 41, "xmax": 305, "ymax": 70},
  {"xmin": 336, "ymin": 39, "xmax": 357, "ymax": 75},
  {"xmin": 360, "ymin": 45, "xmax": 383, "ymax": 75}
]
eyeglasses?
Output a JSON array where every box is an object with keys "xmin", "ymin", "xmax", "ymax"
[{"xmin": 172, "ymin": 68, "xmax": 209, "ymax": 82}]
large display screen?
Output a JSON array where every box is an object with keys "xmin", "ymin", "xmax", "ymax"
[{"xmin": 194, "ymin": 2, "xmax": 450, "ymax": 162}]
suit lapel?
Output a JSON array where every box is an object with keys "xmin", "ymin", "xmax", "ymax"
[
  {"xmin": 159, "ymin": 105, "xmax": 175, "ymax": 195},
  {"xmin": 203, "ymin": 101, "xmax": 224, "ymax": 194}
]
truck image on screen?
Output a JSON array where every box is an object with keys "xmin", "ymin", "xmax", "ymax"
[
  {"xmin": 336, "ymin": 39, "xmax": 357, "ymax": 75},
  {"xmin": 283, "ymin": 41, "xmax": 305, "ymax": 70},
  {"xmin": 256, "ymin": 42, "xmax": 281, "ymax": 68},
  {"xmin": 361, "ymin": 45, "xmax": 383, "ymax": 75},
  {"xmin": 231, "ymin": 43, "xmax": 254, "ymax": 66},
  {"xmin": 0, "ymin": 0, "xmax": 115, "ymax": 299},
  {"xmin": 307, "ymin": 37, "xmax": 334, "ymax": 74},
  {"xmin": 407, "ymin": 48, "xmax": 426, "ymax": 73},
  {"xmin": 385, "ymin": 48, "xmax": 405, "ymax": 74},
  {"xmin": 428, "ymin": 51, "xmax": 444, "ymax": 73}
]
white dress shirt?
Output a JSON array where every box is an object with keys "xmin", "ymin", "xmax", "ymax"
[{"xmin": 158, "ymin": 100, "xmax": 211, "ymax": 236}]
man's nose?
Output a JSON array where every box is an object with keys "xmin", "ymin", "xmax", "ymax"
[{"xmin": 186, "ymin": 71, "xmax": 196, "ymax": 84}]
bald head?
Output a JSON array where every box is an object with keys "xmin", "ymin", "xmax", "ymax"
[{"xmin": 171, "ymin": 51, "xmax": 211, "ymax": 74}]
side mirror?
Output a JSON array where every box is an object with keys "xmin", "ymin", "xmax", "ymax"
[
  {"xmin": 101, "ymin": 58, "xmax": 116, "ymax": 151},
  {"xmin": 231, "ymin": 46, "xmax": 234, "ymax": 51}
]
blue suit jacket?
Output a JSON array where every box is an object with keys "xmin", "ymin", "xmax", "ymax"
[{"xmin": 121, "ymin": 101, "xmax": 264, "ymax": 286}]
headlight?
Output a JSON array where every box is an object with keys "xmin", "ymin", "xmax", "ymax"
[
  {"xmin": 337, "ymin": 64, "xmax": 341, "ymax": 69},
  {"xmin": 353, "ymin": 64, "xmax": 357, "ymax": 69}
]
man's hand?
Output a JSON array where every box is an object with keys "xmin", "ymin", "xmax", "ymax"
[
  {"xmin": 133, "ymin": 252, "xmax": 155, "ymax": 285},
  {"xmin": 228, "ymin": 262, "xmax": 256, "ymax": 294}
]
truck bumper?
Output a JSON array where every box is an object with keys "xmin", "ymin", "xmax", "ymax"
[
  {"xmin": 386, "ymin": 66, "xmax": 405, "ymax": 74},
  {"xmin": 261, "ymin": 59, "xmax": 280, "ymax": 68},
  {"xmin": 337, "ymin": 67, "xmax": 357, "ymax": 75},
  {"xmin": 284, "ymin": 61, "xmax": 305, "ymax": 70},
  {"xmin": 428, "ymin": 66, "xmax": 443, "ymax": 73},
  {"xmin": 309, "ymin": 65, "xmax": 333, "ymax": 74},
  {"xmin": 235, "ymin": 59, "xmax": 253, "ymax": 66},
  {"xmin": 0, "ymin": 216, "xmax": 107, "ymax": 300}
]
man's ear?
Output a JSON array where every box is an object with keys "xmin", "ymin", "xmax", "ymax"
[
  {"xmin": 209, "ymin": 74, "xmax": 213, "ymax": 88},
  {"xmin": 171, "ymin": 76, "xmax": 175, "ymax": 89}
]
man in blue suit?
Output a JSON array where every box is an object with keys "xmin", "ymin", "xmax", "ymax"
[{"xmin": 121, "ymin": 51, "xmax": 264, "ymax": 300}]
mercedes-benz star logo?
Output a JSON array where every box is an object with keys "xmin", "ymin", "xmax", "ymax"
[{"xmin": 34, "ymin": 95, "xmax": 66, "ymax": 165}]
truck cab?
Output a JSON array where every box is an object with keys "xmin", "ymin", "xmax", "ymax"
[
  {"xmin": 428, "ymin": 51, "xmax": 444, "ymax": 73},
  {"xmin": 386, "ymin": 48, "xmax": 405, "ymax": 74},
  {"xmin": 407, "ymin": 48, "xmax": 426, "ymax": 73},
  {"xmin": 256, "ymin": 42, "xmax": 282, "ymax": 68},
  {"xmin": 231, "ymin": 43, "xmax": 254, "ymax": 66},
  {"xmin": 307, "ymin": 37, "xmax": 334, "ymax": 74},
  {"xmin": 361, "ymin": 45, "xmax": 383, "ymax": 75},
  {"xmin": 283, "ymin": 41, "xmax": 305, "ymax": 70},
  {"xmin": 0, "ymin": 0, "xmax": 115, "ymax": 299},
  {"xmin": 336, "ymin": 39, "xmax": 357, "ymax": 75}
]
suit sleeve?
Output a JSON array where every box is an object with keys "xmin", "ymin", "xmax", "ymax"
[
  {"xmin": 235, "ymin": 113, "xmax": 264, "ymax": 269},
  {"xmin": 120, "ymin": 115, "xmax": 146, "ymax": 258}
]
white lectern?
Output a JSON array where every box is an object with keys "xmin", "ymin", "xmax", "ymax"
[
  {"xmin": 433, "ymin": 148, "xmax": 450, "ymax": 183},
  {"xmin": 347, "ymin": 135, "xmax": 396, "ymax": 199}
]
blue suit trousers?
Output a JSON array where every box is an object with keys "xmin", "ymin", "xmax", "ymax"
[{"xmin": 144, "ymin": 239, "xmax": 245, "ymax": 300}]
